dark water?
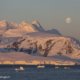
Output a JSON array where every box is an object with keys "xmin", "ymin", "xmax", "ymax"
[{"xmin": 0, "ymin": 65, "xmax": 80, "ymax": 80}]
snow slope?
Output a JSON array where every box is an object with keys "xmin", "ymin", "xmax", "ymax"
[{"xmin": 2, "ymin": 32, "xmax": 80, "ymax": 59}]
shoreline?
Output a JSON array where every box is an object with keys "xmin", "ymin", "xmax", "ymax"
[{"xmin": 0, "ymin": 64, "xmax": 80, "ymax": 68}]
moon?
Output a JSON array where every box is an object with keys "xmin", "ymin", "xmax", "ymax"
[{"xmin": 65, "ymin": 17, "xmax": 72, "ymax": 24}]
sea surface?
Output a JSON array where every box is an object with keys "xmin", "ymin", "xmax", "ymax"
[{"xmin": 0, "ymin": 65, "xmax": 80, "ymax": 80}]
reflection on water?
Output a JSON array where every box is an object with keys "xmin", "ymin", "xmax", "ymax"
[{"xmin": 0, "ymin": 66, "xmax": 80, "ymax": 80}]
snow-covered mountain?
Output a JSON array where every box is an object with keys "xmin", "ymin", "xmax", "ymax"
[
  {"xmin": 0, "ymin": 20, "xmax": 80, "ymax": 65},
  {"xmin": 9, "ymin": 33, "xmax": 80, "ymax": 58},
  {"xmin": 1, "ymin": 32, "xmax": 80, "ymax": 59},
  {"xmin": 0, "ymin": 20, "xmax": 45, "ymax": 37}
]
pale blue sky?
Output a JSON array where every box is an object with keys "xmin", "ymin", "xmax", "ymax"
[{"xmin": 0, "ymin": 0, "xmax": 80, "ymax": 40}]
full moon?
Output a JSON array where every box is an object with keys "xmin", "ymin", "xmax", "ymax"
[{"xmin": 65, "ymin": 17, "xmax": 72, "ymax": 24}]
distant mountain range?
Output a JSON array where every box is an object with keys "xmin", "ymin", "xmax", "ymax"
[{"xmin": 0, "ymin": 20, "xmax": 62, "ymax": 36}]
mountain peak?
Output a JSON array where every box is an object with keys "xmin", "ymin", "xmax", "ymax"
[
  {"xmin": 18, "ymin": 21, "xmax": 37, "ymax": 33},
  {"xmin": 32, "ymin": 20, "xmax": 44, "ymax": 31},
  {"xmin": 32, "ymin": 20, "xmax": 40, "ymax": 26}
]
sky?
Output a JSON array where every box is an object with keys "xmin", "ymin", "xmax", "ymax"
[{"xmin": 0, "ymin": 0, "xmax": 80, "ymax": 40}]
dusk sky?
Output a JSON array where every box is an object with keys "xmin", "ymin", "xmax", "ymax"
[{"xmin": 0, "ymin": 0, "xmax": 80, "ymax": 40}]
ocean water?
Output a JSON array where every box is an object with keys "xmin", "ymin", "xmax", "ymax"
[{"xmin": 0, "ymin": 65, "xmax": 80, "ymax": 80}]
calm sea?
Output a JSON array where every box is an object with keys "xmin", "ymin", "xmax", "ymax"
[{"xmin": 0, "ymin": 65, "xmax": 80, "ymax": 80}]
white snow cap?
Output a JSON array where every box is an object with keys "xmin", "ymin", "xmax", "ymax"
[{"xmin": 18, "ymin": 21, "xmax": 37, "ymax": 32}]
